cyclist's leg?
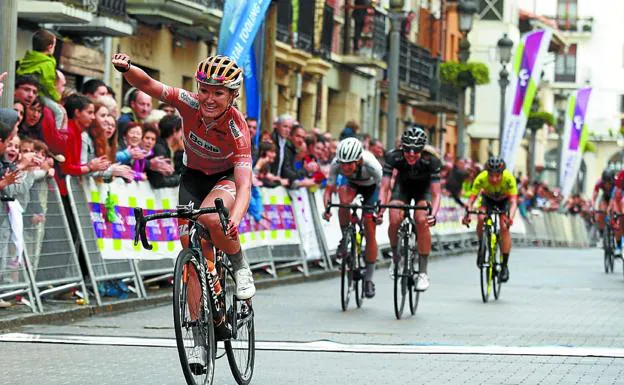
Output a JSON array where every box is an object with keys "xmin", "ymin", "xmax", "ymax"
[
  {"xmin": 499, "ymin": 199, "xmax": 511, "ymax": 281},
  {"xmin": 414, "ymin": 195, "xmax": 432, "ymax": 291},
  {"xmin": 597, "ymin": 199, "xmax": 607, "ymax": 233},
  {"xmin": 361, "ymin": 184, "xmax": 379, "ymax": 298},
  {"xmin": 388, "ymin": 181, "xmax": 407, "ymax": 262},
  {"xmin": 178, "ymin": 169, "xmax": 214, "ymax": 320},
  {"xmin": 337, "ymin": 184, "xmax": 357, "ymax": 252},
  {"xmin": 615, "ymin": 197, "xmax": 623, "ymax": 255}
]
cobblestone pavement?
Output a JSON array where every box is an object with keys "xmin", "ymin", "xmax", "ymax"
[{"xmin": 3, "ymin": 247, "xmax": 624, "ymax": 384}]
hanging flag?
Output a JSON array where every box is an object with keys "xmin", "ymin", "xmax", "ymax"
[
  {"xmin": 559, "ymin": 87, "xmax": 592, "ymax": 199},
  {"xmin": 500, "ymin": 29, "xmax": 553, "ymax": 171},
  {"xmin": 223, "ymin": 0, "xmax": 272, "ymax": 64}
]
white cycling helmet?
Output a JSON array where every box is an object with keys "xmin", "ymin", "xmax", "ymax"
[{"xmin": 336, "ymin": 137, "xmax": 363, "ymax": 163}]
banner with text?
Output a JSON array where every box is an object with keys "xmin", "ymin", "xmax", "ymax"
[
  {"xmin": 559, "ymin": 87, "xmax": 592, "ymax": 199},
  {"xmin": 501, "ymin": 29, "xmax": 552, "ymax": 171}
]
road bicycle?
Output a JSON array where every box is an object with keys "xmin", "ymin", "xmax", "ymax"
[
  {"xmin": 378, "ymin": 202, "xmax": 430, "ymax": 319},
  {"xmin": 467, "ymin": 207, "xmax": 507, "ymax": 303},
  {"xmin": 595, "ymin": 210, "xmax": 619, "ymax": 274},
  {"xmin": 134, "ymin": 199, "xmax": 255, "ymax": 385},
  {"xmin": 325, "ymin": 201, "xmax": 376, "ymax": 311}
]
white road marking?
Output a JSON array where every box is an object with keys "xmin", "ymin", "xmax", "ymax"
[{"xmin": 2, "ymin": 332, "xmax": 624, "ymax": 358}]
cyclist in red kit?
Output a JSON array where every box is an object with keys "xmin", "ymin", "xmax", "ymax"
[{"xmin": 111, "ymin": 53, "xmax": 255, "ymax": 300}]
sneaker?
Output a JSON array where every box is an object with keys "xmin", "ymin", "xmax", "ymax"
[
  {"xmin": 416, "ymin": 273, "xmax": 430, "ymax": 291},
  {"xmin": 500, "ymin": 266, "xmax": 509, "ymax": 282},
  {"xmin": 189, "ymin": 326, "xmax": 207, "ymax": 375},
  {"xmin": 234, "ymin": 267, "xmax": 256, "ymax": 300},
  {"xmin": 364, "ymin": 280, "xmax": 376, "ymax": 298},
  {"xmin": 214, "ymin": 320, "xmax": 233, "ymax": 340},
  {"xmin": 0, "ymin": 299, "xmax": 11, "ymax": 308},
  {"xmin": 615, "ymin": 247, "xmax": 622, "ymax": 258}
]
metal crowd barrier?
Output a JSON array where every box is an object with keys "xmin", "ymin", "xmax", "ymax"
[
  {"xmin": 67, "ymin": 176, "xmax": 144, "ymax": 305},
  {"xmin": 2, "ymin": 174, "xmax": 596, "ymax": 314},
  {"xmin": 25, "ymin": 179, "xmax": 87, "ymax": 310}
]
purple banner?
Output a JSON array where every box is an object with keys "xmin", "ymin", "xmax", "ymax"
[
  {"xmin": 512, "ymin": 31, "xmax": 545, "ymax": 115},
  {"xmin": 568, "ymin": 89, "xmax": 591, "ymax": 150}
]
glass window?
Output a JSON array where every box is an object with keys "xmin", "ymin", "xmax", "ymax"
[{"xmin": 478, "ymin": 0, "xmax": 504, "ymax": 21}]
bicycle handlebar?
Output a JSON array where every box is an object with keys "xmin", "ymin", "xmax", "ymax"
[
  {"xmin": 133, "ymin": 198, "xmax": 230, "ymax": 250},
  {"xmin": 465, "ymin": 207, "xmax": 508, "ymax": 216},
  {"xmin": 324, "ymin": 202, "xmax": 377, "ymax": 214},
  {"xmin": 377, "ymin": 202, "xmax": 432, "ymax": 215}
]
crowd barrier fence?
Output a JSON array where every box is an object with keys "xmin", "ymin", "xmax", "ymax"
[{"xmin": 0, "ymin": 176, "xmax": 592, "ymax": 313}]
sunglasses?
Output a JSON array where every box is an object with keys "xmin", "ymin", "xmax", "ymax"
[{"xmin": 402, "ymin": 148, "xmax": 422, "ymax": 154}]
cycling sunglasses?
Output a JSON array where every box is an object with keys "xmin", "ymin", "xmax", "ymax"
[{"xmin": 402, "ymin": 147, "xmax": 422, "ymax": 154}]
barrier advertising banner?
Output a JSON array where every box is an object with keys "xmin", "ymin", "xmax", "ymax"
[
  {"xmin": 87, "ymin": 178, "xmax": 181, "ymax": 260},
  {"xmin": 501, "ymin": 29, "xmax": 552, "ymax": 171},
  {"xmin": 559, "ymin": 87, "xmax": 592, "ymax": 199}
]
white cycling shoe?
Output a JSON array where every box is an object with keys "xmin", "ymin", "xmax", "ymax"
[
  {"xmin": 235, "ymin": 267, "xmax": 256, "ymax": 299},
  {"xmin": 416, "ymin": 273, "xmax": 430, "ymax": 291}
]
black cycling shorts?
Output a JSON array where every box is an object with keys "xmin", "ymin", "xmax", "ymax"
[
  {"xmin": 481, "ymin": 195, "xmax": 509, "ymax": 213},
  {"xmin": 178, "ymin": 167, "xmax": 235, "ymax": 207},
  {"xmin": 390, "ymin": 179, "xmax": 431, "ymax": 204},
  {"xmin": 346, "ymin": 183, "xmax": 379, "ymax": 214}
]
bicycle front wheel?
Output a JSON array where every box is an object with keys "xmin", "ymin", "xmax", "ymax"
[
  {"xmin": 224, "ymin": 268, "xmax": 255, "ymax": 385},
  {"xmin": 479, "ymin": 231, "xmax": 491, "ymax": 303},
  {"xmin": 394, "ymin": 232, "xmax": 408, "ymax": 319},
  {"xmin": 408, "ymin": 232, "xmax": 419, "ymax": 315},
  {"xmin": 173, "ymin": 249, "xmax": 216, "ymax": 385},
  {"xmin": 340, "ymin": 232, "xmax": 354, "ymax": 311},
  {"xmin": 492, "ymin": 236, "xmax": 502, "ymax": 300}
]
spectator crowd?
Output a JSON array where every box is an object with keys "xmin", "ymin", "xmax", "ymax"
[{"xmin": 0, "ymin": 29, "xmax": 596, "ymax": 308}]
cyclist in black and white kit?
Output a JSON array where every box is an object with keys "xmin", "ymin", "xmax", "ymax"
[
  {"xmin": 323, "ymin": 137, "xmax": 383, "ymax": 298},
  {"xmin": 378, "ymin": 127, "xmax": 441, "ymax": 291}
]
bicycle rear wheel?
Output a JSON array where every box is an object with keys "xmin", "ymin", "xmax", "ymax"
[
  {"xmin": 173, "ymin": 249, "xmax": 215, "ymax": 385},
  {"xmin": 394, "ymin": 231, "xmax": 408, "ymax": 319},
  {"xmin": 340, "ymin": 232, "xmax": 354, "ymax": 311},
  {"xmin": 479, "ymin": 231, "xmax": 491, "ymax": 303},
  {"xmin": 408, "ymin": 232, "xmax": 419, "ymax": 315},
  {"xmin": 223, "ymin": 267, "xmax": 255, "ymax": 385}
]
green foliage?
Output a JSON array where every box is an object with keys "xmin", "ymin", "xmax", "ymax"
[
  {"xmin": 440, "ymin": 61, "xmax": 490, "ymax": 88},
  {"xmin": 583, "ymin": 141, "xmax": 597, "ymax": 154},
  {"xmin": 527, "ymin": 111, "xmax": 555, "ymax": 130}
]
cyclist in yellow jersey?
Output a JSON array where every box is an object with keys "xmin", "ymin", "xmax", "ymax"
[{"xmin": 462, "ymin": 157, "xmax": 518, "ymax": 282}]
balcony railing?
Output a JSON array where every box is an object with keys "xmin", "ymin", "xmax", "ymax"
[
  {"xmin": 277, "ymin": 0, "xmax": 292, "ymax": 44},
  {"xmin": 398, "ymin": 37, "xmax": 434, "ymax": 92},
  {"xmin": 343, "ymin": 4, "xmax": 388, "ymax": 62},
  {"xmin": 438, "ymin": 82, "xmax": 459, "ymax": 110},
  {"xmin": 98, "ymin": 0, "xmax": 126, "ymax": 17},
  {"xmin": 554, "ymin": 72, "xmax": 576, "ymax": 83},
  {"xmin": 295, "ymin": 0, "xmax": 315, "ymax": 53},
  {"xmin": 317, "ymin": 3, "xmax": 333, "ymax": 60},
  {"xmin": 554, "ymin": 16, "xmax": 593, "ymax": 32}
]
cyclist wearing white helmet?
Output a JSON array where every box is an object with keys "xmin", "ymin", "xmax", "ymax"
[
  {"xmin": 323, "ymin": 136, "xmax": 383, "ymax": 298},
  {"xmin": 378, "ymin": 126, "xmax": 442, "ymax": 291},
  {"xmin": 111, "ymin": 54, "xmax": 255, "ymax": 306}
]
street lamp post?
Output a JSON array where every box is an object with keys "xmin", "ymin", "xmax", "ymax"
[
  {"xmin": 456, "ymin": 0, "xmax": 477, "ymax": 159},
  {"xmin": 497, "ymin": 33, "xmax": 513, "ymax": 155},
  {"xmin": 386, "ymin": 0, "xmax": 405, "ymax": 149},
  {"xmin": 555, "ymin": 95, "xmax": 568, "ymax": 188}
]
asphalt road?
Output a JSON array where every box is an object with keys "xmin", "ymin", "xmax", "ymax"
[{"xmin": 3, "ymin": 247, "xmax": 624, "ymax": 385}]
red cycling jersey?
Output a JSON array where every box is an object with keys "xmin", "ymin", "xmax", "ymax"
[
  {"xmin": 615, "ymin": 170, "xmax": 624, "ymax": 190},
  {"xmin": 160, "ymin": 85, "xmax": 252, "ymax": 175}
]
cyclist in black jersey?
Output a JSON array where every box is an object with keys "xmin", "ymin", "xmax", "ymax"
[{"xmin": 378, "ymin": 127, "xmax": 441, "ymax": 291}]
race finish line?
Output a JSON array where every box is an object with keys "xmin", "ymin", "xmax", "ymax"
[{"xmin": 2, "ymin": 333, "xmax": 624, "ymax": 359}]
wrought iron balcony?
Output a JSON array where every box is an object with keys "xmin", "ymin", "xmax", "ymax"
[
  {"xmin": 276, "ymin": 0, "xmax": 292, "ymax": 44},
  {"xmin": 398, "ymin": 37, "xmax": 434, "ymax": 93},
  {"xmin": 126, "ymin": 0, "xmax": 217, "ymax": 26},
  {"xmin": 317, "ymin": 3, "xmax": 334, "ymax": 60},
  {"xmin": 340, "ymin": 3, "xmax": 388, "ymax": 68},
  {"xmin": 555, "ymin": 16, "xmax": 593, "ymax": 33},
  {"xmin": 98, "ymin": 0, "xmax": 126, "ymax": 17},
  {"xmin": 408, "ymin": 58, "xmax": 459, "ymax": 114}
]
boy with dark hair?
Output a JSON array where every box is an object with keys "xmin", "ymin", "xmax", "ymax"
[
  {"xmin": 16, "ymin": 29, "xmax": 65, "ymax": 129},
  {"xmin": 81, "ymin": 79, "xmax": 108, "ymax": 100}
]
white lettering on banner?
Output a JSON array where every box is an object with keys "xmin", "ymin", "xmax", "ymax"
[
  {"xmin": 519, "ymin": 69, "xmax": 529, "ymax": 87},
  {"xmin": 230, "ymin": 2, "xmax": 262, "ymax": 62}
]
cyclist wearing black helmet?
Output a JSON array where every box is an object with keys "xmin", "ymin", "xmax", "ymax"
[
  {"xmin": 592, "ymin": 169, "xmax": 616, "ymax": 249},
  {"xmin": 462, "ymin": 156, "xmax": 518, "ymax": 282},
  {"xmin": 378, "ymin": 126, "xmax": 442, "ymax": 291}
]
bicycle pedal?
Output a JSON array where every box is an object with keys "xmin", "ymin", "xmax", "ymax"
[{"xmin": 214, "ymin": 321, "xmax": 232, "ymax": 341}]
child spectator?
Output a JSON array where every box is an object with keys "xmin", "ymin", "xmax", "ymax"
[{"xmin": 16, "ymin": 29, "xmax": 65, "ymax": 129}]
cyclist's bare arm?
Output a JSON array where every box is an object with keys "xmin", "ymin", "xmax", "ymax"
[
  {"xmin": 508, "ymin": 195, "xmax": 518, "ymax": 220},
  {"xmin": 591, "ymin": 187, "xmax": 599, "ymax": 209},
  {"xmin": 111, "ymin": 53, "xmax": 165, "ymax": 99},
  {"xmin": 323, "ymin": 184, "xmax": 336, "ymax": 209},
  {"xmin": 430, "ymin": 181, "xmax": 442, "ymax": 217},
  {"xmin": 231, "ymin": 166, "xmax": 252, "ymax": 226},
  {"xmin": 378, "ymin": 176, "xmax": 392, "ymax": 215}
]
